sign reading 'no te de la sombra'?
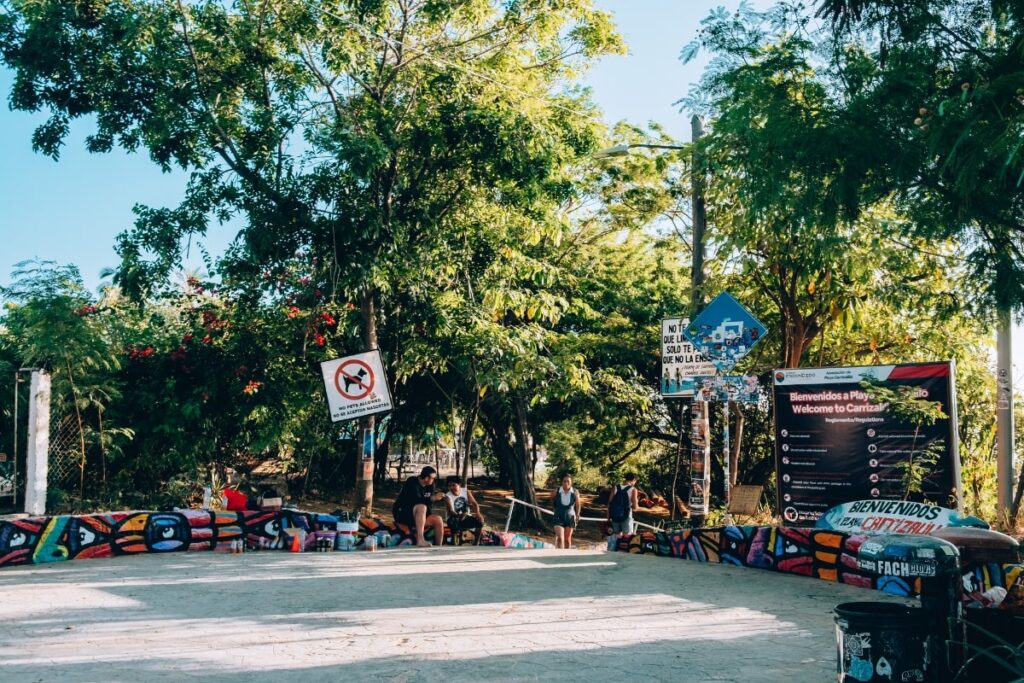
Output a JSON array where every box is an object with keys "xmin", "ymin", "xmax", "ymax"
[
  {"xmin": 773, "ymin": 361, "xmax": 962, "ymax": 525},
  {"xmin": 320, "ymin": 349, "xmax": 393, "ymax": 422}
]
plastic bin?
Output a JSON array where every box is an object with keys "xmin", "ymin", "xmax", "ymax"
[
  {"xmin": 335, "ymin": 521, "xmax": 359, "ymax": 551},
  {"xmin": 834, "ymin": 602, "xmax": 931, "ymax": 682},
  {"xmin": 848, "ymin": 534, "xmax": 963, "ymax": 681}
]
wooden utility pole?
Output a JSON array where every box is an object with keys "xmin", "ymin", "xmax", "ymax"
[
  {"xmin": 355, "ymin": 291, "xmax": 377, "ymax": 515},
  {"xmin": 687, "ymin": 114, "xmax": 708, "ymax": 526},
  {"xmin": 996, "ymin": 309, "xmax": 1014, "ymax": 521},
  {"xmin": 690, "ymin": 114, "xmax": 707, "ymax": 309}
]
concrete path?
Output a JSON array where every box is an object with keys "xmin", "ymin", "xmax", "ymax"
[{"xmin": 0, "ymin": 547, "xmax": 910, "ymax": 682}]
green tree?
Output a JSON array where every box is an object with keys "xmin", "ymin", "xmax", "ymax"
[
  {"xmin": 0, "ymin": 261, "xmax": 130, "ymax": 504},
  {"xmin": 0, "ymin": 0, "xmax": 624, "ymax": 518},
  {"xmin": 811, "ymin": 0, "xmax": 1024, "ymax": 308}
]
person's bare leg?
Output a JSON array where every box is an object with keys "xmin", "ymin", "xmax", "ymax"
[
  {"xmin": 430, "ymin": 515, "xmax": 444, "ymax": 546},
  {"xmin": 553, "ymin": 525, "xmax": 563, "ymax": 548},
  {"xmin": 413, "ymin": 505, "xmax": 430, "ymax": 547},
  {"xmin": 565, "ymin": 528, "xmax": 574, "ymax": 549}
]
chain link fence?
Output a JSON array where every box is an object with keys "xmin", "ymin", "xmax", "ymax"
[{"xmin": 48, "ymin": 405, "xmax": 84, "ymax": 492}]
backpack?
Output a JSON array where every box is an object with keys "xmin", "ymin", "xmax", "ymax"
[{"xmin": 609, "ymin": 484, "xmax": 632, "ymax": 522}]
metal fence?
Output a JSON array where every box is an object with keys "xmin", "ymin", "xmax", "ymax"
[{"xmin": 48, "ymin": 410, "xmax": 83, "ymax": 490}]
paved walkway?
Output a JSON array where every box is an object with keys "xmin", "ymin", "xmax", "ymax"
[{"xmin": 0, "ymin": 547, "xmax": 909, "ymax": 682}]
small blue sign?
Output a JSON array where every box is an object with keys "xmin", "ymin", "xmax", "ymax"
[{"xmin": 684, "ymin": 292, "xmax": 767, "ymax": 372}]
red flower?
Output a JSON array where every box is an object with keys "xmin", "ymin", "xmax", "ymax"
[
  {"xmin": 141, "ymin": 346, "xmax": 155, "ymax": 358},
  {"xmin": 319, "ymin": 312, "xmax": 336, "ymax": 326},
  {"xmin": 182, "ymin": 333, "xmax": 193, "ymax": 343},
  {"xmin": 202, "ymin": 335, "xmax": 212, "ymax": 344},
  {"xmin": 287, "ymin": 306, "xmax": 301, "ymax": 319},
  {"xmin": 314, "ymin": 333, "xmax": 326, "ymax": 346},
  {"xmin": 243, "ymin": 380, "xmax": 263, "ymax": 395},
  {"xmin": 314, "ymin": 289, "xmax": 322, "ymax": 298}
]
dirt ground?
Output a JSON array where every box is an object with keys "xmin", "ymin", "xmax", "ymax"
[{"xmin": 299, "ymin": 479, "xmax": 674, "ymax": 545}]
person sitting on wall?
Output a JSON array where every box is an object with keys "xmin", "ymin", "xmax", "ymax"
[
  {"xmin": 392, "ymin": 466, "xmax": 446, "ymax": 547},
  {"xmin": 444, "ymin": 476, "xmax": 484, "ymax": 545}
]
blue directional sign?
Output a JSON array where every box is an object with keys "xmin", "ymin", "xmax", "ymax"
[{"xmin": 683, "ymin": 292, "xmax": 767, "ymax": 372}]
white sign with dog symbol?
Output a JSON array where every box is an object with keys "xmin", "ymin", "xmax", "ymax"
[{"xmin": 320, "ymin": 349, "xmax": 393, "ymax": 422}]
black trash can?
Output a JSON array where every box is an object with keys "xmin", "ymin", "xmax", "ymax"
[
  {"xmin": 835, "ymin": 602, "xmax": 932, "ymax": 682},
  {"xmin": 838, "ymin": 534, "xmax": 963, "ymax": 682}
]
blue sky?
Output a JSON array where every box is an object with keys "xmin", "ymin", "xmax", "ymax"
[{"xmin": 0, "ymin": 0, "xmax": 1019, "ymax": 373}]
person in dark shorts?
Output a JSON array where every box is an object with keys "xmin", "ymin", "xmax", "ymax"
[
  {"xmin": 444, "ymin": 476, "xmax": 484, "ymax": 545},
  {"xmin": 392, "ymin": 466, "xmax": 445, "ymax": 547},
  {"xmin": 551, "ymin": 473, "xmax": 581, "ymax": 549}
]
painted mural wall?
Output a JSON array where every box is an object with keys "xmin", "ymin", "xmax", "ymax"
[
  {"xmin": 615, "ymin": 526, "xmax": 1023, "ymax": 600},
  {"xmin": 0, "ymin": 509, "xmax": 550, "ymax": 569}
]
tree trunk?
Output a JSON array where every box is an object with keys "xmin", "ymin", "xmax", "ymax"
[
  {"xmin": 451, "ymin": 404, "xmax": 461, "ymax": 477},
  {"xmin": 486, "ymin": 422, "xmax": 513, "ymax": 487},
  {"xmin": 460, "ymin": 401, "xmax": 478, "ymax": 483},
  {"xmin": 510, "ymin": 394, "xmax": 542, "ymax": 527},
  {"xmin": 482, "ymin": 399, "xmax": 540, "ymax": 526},
  {"xmin": 730, "ymin": 402, "xmax": 744, "ymax": 487}
]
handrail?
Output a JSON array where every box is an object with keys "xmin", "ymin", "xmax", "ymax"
[{"xmin": 503, "ymin": 496, "xmax": 661, "ymax": 535}]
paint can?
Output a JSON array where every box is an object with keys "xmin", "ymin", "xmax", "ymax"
[
  {"xmin": 336, "ymin": 522, "xmax": 359, "ymax": 551},
  {"xmin": 365, "ymin": 534, "xmax": 377, "ymax": 552}
]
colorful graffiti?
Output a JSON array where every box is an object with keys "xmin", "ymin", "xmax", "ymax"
[
  {"xmin": 617, "ymin": 525, "xmax": 1022, "ymax": 601},
  {"xmin": 0, "ymin": 509, "xmax": 550, "ymax": 569}
]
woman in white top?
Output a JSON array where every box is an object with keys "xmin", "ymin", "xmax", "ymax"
[{"xmin": 550, "ymin": 473, "xmax": 581, "ymax": 549}]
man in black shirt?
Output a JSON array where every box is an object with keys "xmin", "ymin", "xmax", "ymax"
[{"xmin": 392, "ymin": 466, "xmax": 445, "ymax": 547}]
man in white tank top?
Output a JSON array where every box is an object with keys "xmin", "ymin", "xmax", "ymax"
[{"xmin": 444, "ymin": 476, "xmax": 484, "ymax": 545}]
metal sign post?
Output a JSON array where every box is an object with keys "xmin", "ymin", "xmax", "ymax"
[
  {"xmin": 722, "ymin": 400, "xmax": 731, "ymax": 523},
  {"xmin": 684, "ymin": 293, "xmax": 766, "ymax": 520}
]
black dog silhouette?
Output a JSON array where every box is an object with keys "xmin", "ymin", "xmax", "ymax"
[{"xmin": 342, "ymin": 367, "xmax": 369, "ymax": 393}]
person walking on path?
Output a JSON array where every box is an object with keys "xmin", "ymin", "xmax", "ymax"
[
  {"xmin": 607, "ymin": 473, "xmax": 639, "ymax": 536},
  {"xmin": 551, "ymin": 473, "xmax": 581, "ymax": 549},
  {"xmin": 392, "ymin": 466, "xmax": 446, "ymax": 547}
]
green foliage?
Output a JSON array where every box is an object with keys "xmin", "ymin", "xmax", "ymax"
[
  {"xmin": 860, "ymin": 376, "xmax": 947, "ymax": 499},
  {"xmin": 812, "ymin": 0, "xmax": 1024, "ymax": 309}
]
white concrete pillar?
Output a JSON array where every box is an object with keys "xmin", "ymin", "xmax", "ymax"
[{"xmin": 24, "ymin": 370, "xmax": 51, "ymax": 516}]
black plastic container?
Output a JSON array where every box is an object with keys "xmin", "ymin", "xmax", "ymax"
[{"xmin": 835, "ymin": 602, "xmax": 932, "ymax": 682}]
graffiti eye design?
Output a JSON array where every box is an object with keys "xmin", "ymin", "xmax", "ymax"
[
  {"xmin": 10, "ymin": 532, "xmax": 26, "ymax": 547},
  {"xmin": 265, "ymin": 520, "xmax": 280, "ymax": 536},
  {"xmin": 785, "ymin": 541, "xmax": 798, "ymax": 554},
  {"xmin": 161, "ymin": 527, "xmax": 175, "ymax": 539},
  {"xmin": 78, "ymin": 528, "xmax": 96, "ymax": 545}
]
